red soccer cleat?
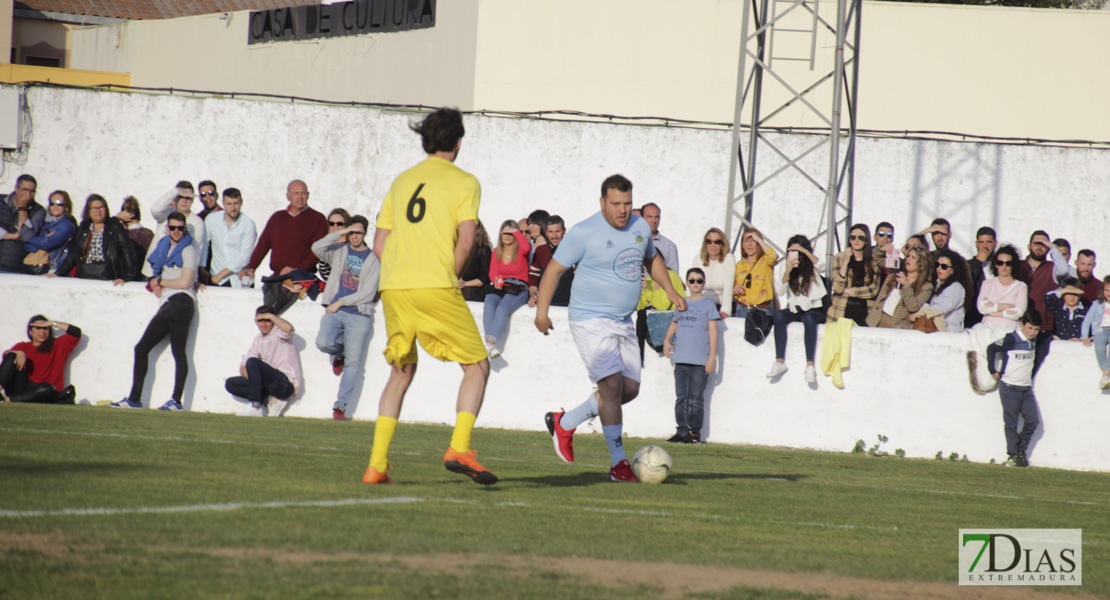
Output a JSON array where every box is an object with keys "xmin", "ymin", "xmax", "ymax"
[
  {"xmin": 608, "ymin": 459, "xmax": 636, "ymax": 482},
  {"xmin": 545, "ymin": 410, "xmax": 575, "ymax": 463}
]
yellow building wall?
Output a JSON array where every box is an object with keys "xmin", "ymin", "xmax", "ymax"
[{"xmin": 0, "ymin": 64, "xmax": 129, "ymax": 86}]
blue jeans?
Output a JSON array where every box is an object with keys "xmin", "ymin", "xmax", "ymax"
[
  {"xmin": 483, "ymin": 288, "xmax": 529, "ymax": 343},
  {"xmin": 1094, "ymin": 327, "xmax": 1110, "ymax": 371},
  {"xmin": 674, "ymin": 363, "xmax": 709, "ymax": 434},
  {"xmin": 773, "ymin": 308, "xmax": 823, "ymax": 362},
  {"xmin": 316, "ymin": 310, "xmax": 374, "ymax": 410},
  {"xmin": 999, "ymin": 382, "xmax": 1039, "ymax": 456},
  {"xmin": 225, "ymin": 357, "xmax": 294, "ymax": 406}
]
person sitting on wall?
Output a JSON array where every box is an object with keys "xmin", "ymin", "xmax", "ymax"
[
  {"xmin": 50, "ymin": 194, "xmax": 138, "ymax": 285},
  {"xmin": 912, "ymin": 248, "xmax": 973, "ymax": 333},
  {"xmin": 868, "ymin": 245, "xmax": 934, "ymax": 329},
  {"xmin": 116, "ymin": 195, "xmax": 155, "ymax": 258},
  {"xmin": 965, "ymin": 226, "xmax": 997, "ymax": 328},
  {"xmin": 1018, "ymin": 230, "xmax": 1069, "ymax": 333},
  {"xmin": 1075, "ymin": 249, "xmax": 1100, "ymax": 304},
  {"xmin": 226, "ymin": 306, "xmax": 303, "ymax": 417},
  {"xmin": 873, "ymin": 221, "xmax": 899, "ymax": 285},
  {"xmin": 204, "ymin": 188, "xmax": 258, "ymax": 288},
  {"xmin": 827, "ymin": 223, "xmax": 880, "ymax": 327},
  {"xmin": 525, "ymin": 209, "xmax": 550, "ymax": 250},
  {"xmin": 1, "ymin": 315, "xmax": 80, "ymax": 404},
  {"xmin": 23, "ymin": 190, "xmax": 77, "ymax": 275},
  {"xmin": 317, "ymin": 208, "xmax": 351, "ymax": 284},
  {"xmin": 731, "ymin": 226, "xmax": 773, "ymax": 320},
  {"xmin": 1043, "ymin": 278, "xmax": 1089, "ymax": 341},
  {"xmin": 460, "ymin": 220, "xmax": 493, "ymax": 302},
  {"xmin": 767, "ymin": 235, "xmax": 826, "ymax": 384},
  {"xmin": 977, "ymin": 244, "xmax": 1028, "ymax": 332},
  {"xmin": 483, "ymin": 219, "xmax": 532, "ymax": 359}
]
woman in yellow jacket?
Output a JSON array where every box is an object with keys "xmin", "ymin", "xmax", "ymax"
[{"xmin": 733, "ymin": 227, "xmax": 777, "ymax": 318}]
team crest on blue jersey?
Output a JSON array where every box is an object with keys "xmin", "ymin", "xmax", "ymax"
[{"xmin": 634, "ymin": 233, "xmax": 645, "ymax": 244}]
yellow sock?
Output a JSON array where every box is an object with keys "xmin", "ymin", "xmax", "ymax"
[
  {"xmin": 450, "ymin": 411, "xmax": 477, "ymax": 453},
  {"xmin": 369, "ymin": 416, "xmax": 398, "ymax": 472}
]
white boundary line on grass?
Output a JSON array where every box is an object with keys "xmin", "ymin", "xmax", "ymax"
[
  {"xmin": 0, "ymin": 497, "xmax": 425, "ymax": 518},
  {"xmin": 0, "ymin": 427, "xmax": 344, "ymax": 452}
]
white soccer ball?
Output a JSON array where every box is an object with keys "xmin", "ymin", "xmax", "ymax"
[{"xmin": 631, "ymin": 445, "xmax": 672, "ymax": 484}]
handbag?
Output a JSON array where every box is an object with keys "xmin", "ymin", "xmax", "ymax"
[
  {"xmin": 23, "ymin": 249, "xmax": 49, "ymax": 266},
  {"xmin": 646, "ymin": 311, "xmax": 673, "ymax": 350},
  {"xmin": 911, "ymin": 316, "xmax": 938, "ymax": 333},
  {"xmin": 744, "ymin": 308, "xmax": 774, "ymax": 346}
]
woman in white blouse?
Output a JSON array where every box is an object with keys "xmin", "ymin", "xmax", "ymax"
[
  {"xmin": 768, "ymin": 234, "xmax": 827, "ymax": 384},
  {"xmin": 690, "ymin": 227, "xmax": 736, "ymax": 319},
  {"xmin": 977, "ymin": 244, "xmax": 1028, "ymax": 331}
]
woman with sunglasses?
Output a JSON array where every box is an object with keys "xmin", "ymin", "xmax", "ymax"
[
  {"xmin": 913, "ymin": 248, "xmax": 973, "ymax": 332},
  {"xmin": 51, "ymin": 194, "xmax": 138, "ymax": 285},
  {"xmin": 868, "ymin": 245, "xmax": 934, "ymax": 328},
  {"xmin": 483, "ymin": 220, "xmax": 532, "ymax": 358},
  {"xmin": 730, "ymin": 227, "xmax": 773, "ymax": 320},
  {"xmin": 116, "ymin": 195, "xmax": 154, "ymax": 257},
  {"xmin": 0, "ymin": 315, "xmax": 80, "ymax": 404},
  {"xmin": 689, "ymin": 227, "xmax": 735, "ymax": 319},
  {"xmin": 828, "ymin": 223, "xmax": 880, "ymax": 326},
  {"xmin": 767, "ymin": 235, "xmax": 826, "ymax": 383},
  {"xmin": 977, "ymin": 244, "xmax": 1028, "ymax": 330},
  {"xmin": 23, "ymin": 190, "xmax": 77, "ymax": 275},
  {"xmin": 318, "ymin": 208, "xmax": 351, "ymax": 283}
]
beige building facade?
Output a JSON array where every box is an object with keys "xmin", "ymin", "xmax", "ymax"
[{"xmin": 59, "ymin": 0, "xmax": 1110, "ymax": 142}]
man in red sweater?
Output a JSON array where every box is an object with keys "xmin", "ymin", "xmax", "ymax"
[
  {"xmin": 1022, "ymin": 230, "xmax": 1069, "ymax": 334},
  {"xmin": 239, "ymin": 180, "xmax": 328, "ymax": 281}
]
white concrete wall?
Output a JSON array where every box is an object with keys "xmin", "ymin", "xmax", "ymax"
[
  {"xmin": 3, "ymin": 274, "xmax": 1107, "ymax": 472},
  {"xmin": 8, "ymin": 85, "xmax": 1109, "ymax": 278},
  {"xmin": 66, "ymin": 1, "xmax": 1110, "ymax": 142}
]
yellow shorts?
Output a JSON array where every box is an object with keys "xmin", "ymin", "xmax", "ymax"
[{"xmin": 380, "ymin": 288, "xmax": 487, "ymax": 368}]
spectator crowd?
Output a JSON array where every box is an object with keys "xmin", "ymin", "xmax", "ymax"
[{"xmin": 3, "ymin": 168, "xmax": 1108, "ymax": 469}]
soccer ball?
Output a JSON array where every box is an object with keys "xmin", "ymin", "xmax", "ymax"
[{"xmin": 631, "ymin": 445, "xmax": 672, "ymax": 484}]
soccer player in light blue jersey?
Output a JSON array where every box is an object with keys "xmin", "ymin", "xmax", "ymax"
[{"xmin": 534, "ymin": 174, "xmax": 687, "ymax": 481}]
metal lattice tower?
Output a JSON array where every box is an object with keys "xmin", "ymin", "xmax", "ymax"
[{"xmin": 724, "ymin": 0, "xmax": 862, "ymax": 275}]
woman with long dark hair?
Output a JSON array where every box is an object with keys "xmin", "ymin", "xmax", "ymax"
[
  {"xmin": 0, "ymin": 315, "xmax": 80, "ymax": 404},
  {"xmin": 51, "ymin": 194, "xmax": 137, "ymax": 284},
  {"xmin": 914, "ymin": 248, "xmax": 973, "ymax": 332},
  {"xmin": 827, "ymin": 223, "xmax": 880, "ymax": 326},
  {"xmin": 767, "ymin": 235, "xmax": 826, "ymax": 383},
  {"xmin": 459, "ymin": 220, "xmax": 492, "ymax": 302}
]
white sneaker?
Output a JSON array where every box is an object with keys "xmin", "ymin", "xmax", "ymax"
[
  {"xmin": 238, "ymin": 404, "xmax": 264, "ymax": 417},
  {"xmin": 1100, "ymin": 375, "xmax": 1110, "ymax": 390},
  {"xmin": 804, "ymin": 365, "xmax": 817, "ymax": 384},
  {"xmin": 268, "ymin": 400, "xmax": 286, "ymax": 417},
  {"xmin": 766, "ymin": 362, "xmax": 788, "ymax": 378},
  {"xmin": 487, "ymin": 341, "xmax": 501, "ymax": 359}
]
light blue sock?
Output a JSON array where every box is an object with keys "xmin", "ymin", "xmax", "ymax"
[
  {"xmin": 560, "ymin": 392, "xmax": 599, "ymax": 430},
  {"xmin": 603, "ymin": 424, "xmax": 626, "ymax": 467}
]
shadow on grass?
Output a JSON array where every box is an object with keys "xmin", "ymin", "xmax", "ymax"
[
  {"xmin": 665, "ymin": 473, "xmax": 809, "ymax": 485},
  {"xmin": 0, "ymin": 460, "xmax": 153, "ymax": 476},
  {"xmin": 508, "ymin": 472, "xmax": 809, "ymax": 487}
]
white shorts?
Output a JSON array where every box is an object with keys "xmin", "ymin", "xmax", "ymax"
[{"xmin": 569, "ymin": 317, "xmax": 641, "ymax": 385}]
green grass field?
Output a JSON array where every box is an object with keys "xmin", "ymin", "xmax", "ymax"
[{"xmin": 1, "ymin": 404, "xmax": 1107, "ymax": 600}]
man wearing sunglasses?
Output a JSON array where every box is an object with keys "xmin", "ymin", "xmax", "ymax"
[
  {"xmin": 226, "ymin": 306, "xmax": 302, "ymax": 417},
  {"xmin": 1024, "ymin": 230, "xmax": 1070, "ymax": 334},
  {"xmin": 0, "ymin": 174, "xmax": 45, "ymax": 273},
  {"xmin": 143, "ymin": 182, "xmax": 206, "ymax": 279},
  {"xmin": 313, "ymin": 215, "xmax": 380, "ymax": 422},
  {"xmin": 112, "ymin": 212, "xmax": 199, "ymax": 411},
  {"xmin": 204, "ymin": 188, "xmax": 257, "ymax": 288},
  {"xmin": 196, "ymin": 180, "xmax": 222, "ymax": 220}
]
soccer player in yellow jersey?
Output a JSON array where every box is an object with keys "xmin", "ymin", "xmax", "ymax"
[{"xmin": 364, "ymin": 108, "xmax": 497, "ymax": 485}]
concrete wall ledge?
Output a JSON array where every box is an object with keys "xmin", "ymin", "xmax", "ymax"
[{"xmin": 3, "ymin": 274, "xmax": 1107, "ymax": 472}]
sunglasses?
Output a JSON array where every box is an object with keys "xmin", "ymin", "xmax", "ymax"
[
  {"xmin": 936, "ymin": 263, "xmax": 952, "ymax": 271},
  {"xmin": 29, "ymin": 325, "xmax": 51, "ymax": 331},
  {"xmin": 994, "ymin": 259, "xmax": 1013, "ymax": 266},
  {"xmin": 328, "ymin": 221, "xmax": 346, "ymax": 227},
  {"xmin": 849, "ymin": 235, "xmax": 867, "ymax": 242},
  {"xmin": 255, "ymin": 319, "xmax": 270, "ymax": 324},
  {"xmin": 348, "ymin": 230, "xmax": 366, "ymax": 236},
  {"xmin": 687, "ymin": 278, "xmax": 704, "ymax": 284},
  {"xmin": 49, "ymin": 200, "xmax": 66, "ymax": 207},
  {"xmin": 200, "ymin": 191, "xmax": 218, "ymax": 197},
  {"xmin": 167, "ymin": 225, "xmax": 187, "ymax": 232},
  {"xmin": 705, "ymin": 239, "xmax": 724, "ymax": 245},
  {"xmin": 875, "ymin": 232, "xmax": 893, "ymax": 238},
  {"xmin": 501, "ymin": 232, "xmax": 515, "ymax": 236}
]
